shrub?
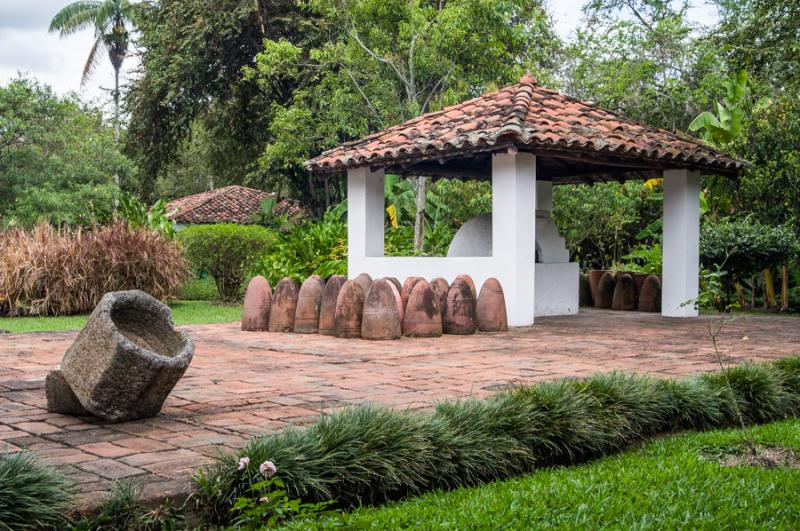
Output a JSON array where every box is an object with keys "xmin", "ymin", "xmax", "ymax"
[
  {"xmin": 178, "ymin": 224, "xmax": 275, "ymax": 301},
  {"xmin": 0, "ymin": 222, "xmax": 187, "ymax": 316},
  {"xmin": 0, "ymin": 450, "xmax": 74, "ymax": 529},
  {"xmin": 196, "ymin": 356, "xmax": 800, "ymax": 522},
  {"xmin": 250, "ymin": 211, "xmax": 346, "ymax": 286}
]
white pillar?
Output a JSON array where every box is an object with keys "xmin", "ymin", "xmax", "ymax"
[
  {"xmin": 347, "ymin": 166, "xmax": 384, "ymax": 277},
  {"xmin": 536, "ymin": 180, "xmax": 553, "ymax": 212},
  {"xmin": 492, "ymin": 150, "xmax": 536, "ymax": 326},
  {"xmin": 662, "ymin": 169, "xmax": 700, "ymax": 317}
]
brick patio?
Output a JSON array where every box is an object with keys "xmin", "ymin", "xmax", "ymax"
[{"xmin": 1, "ymin": 309, "xmax": 798, "ymax": 510}]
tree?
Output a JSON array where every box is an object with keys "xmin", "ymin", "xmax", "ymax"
[
  {"xmin": 0, "ymin": 77, "xmax": 135, "ymax": 226},
  {"xmin": 563, "ymin": 0, "xmax": 725, "ymax": 131},
  {"xmin": 125, "ymin": 0, "xmax": 319, "ymax": 202},
  {"xmin": 249, "ymin": 0, "xmax": 560, "ymax": 243},
  {"xmin": 49, "ymin": 0, "xmax": 136, "ymax": 142}
]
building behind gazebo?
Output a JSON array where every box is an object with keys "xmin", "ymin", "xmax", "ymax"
[{"xmin": 306, "ymin": 75, "xmax": 744, "ymax": 326}]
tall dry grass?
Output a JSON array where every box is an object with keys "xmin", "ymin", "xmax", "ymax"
[{"xmin": 0, "ymin": 222, "xmax": 187, "ymax": 316}]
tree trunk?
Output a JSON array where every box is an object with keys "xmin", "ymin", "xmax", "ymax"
[
  {"xmin": 113, "ymin": 66, "xmax": 121, "ymax": 210},
  {"xmin": 413, "ymin": 176, "xmax": 427, "ymax": 253},
  {"xmin": 781, "ymin": 264, "xmax": 790, "ymax": 310},
  {"xmin": 764, "ymin": 268, "xmax": 776, "ymax": 308}
]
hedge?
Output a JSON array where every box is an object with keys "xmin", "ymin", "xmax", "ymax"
[{"xmin": 195, "ymin": 356, "xmax": 800, "ymax": 520}]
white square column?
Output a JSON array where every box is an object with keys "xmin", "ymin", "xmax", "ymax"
[
  {"xmin": 492, "ymin": 150, "xmax": 536, "ymax": 326},
  {"xmin": 662, "ymin": 169, "xmax": 700, "ymax": 317},
  {"xmin": 347, "ymin": 166, "xmax": 385, "ymax": 277}
]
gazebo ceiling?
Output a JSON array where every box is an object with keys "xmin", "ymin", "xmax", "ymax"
[{"xmin": 305, "ymin": 74, "xmax": 746, "ymax": 184}]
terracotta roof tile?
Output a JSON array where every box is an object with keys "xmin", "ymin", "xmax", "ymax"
[
  {"xmin": 306, "ymin": 75, "xmax": 745, "ymax": 176},
  {"xmin": 166, "ymin": 185, "xmax": 304, "ymax": 225}
]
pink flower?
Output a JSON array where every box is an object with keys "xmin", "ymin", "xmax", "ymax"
[
  {"xmin": 259, "ymin": 460, "xmax": 277, "ymax": 478},
  {"xmin": 237, "ymin": 457, "xmax": 250, "ymax": 471}
]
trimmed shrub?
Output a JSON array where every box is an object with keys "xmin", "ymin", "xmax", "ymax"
[
  {"xmin": 196, "ymin": 356, "xmax": 800, "ymax": 521},
  {"xmin": 0, "ymin": 222, "xmax": 187, "ymax": 316},
  {"xmin": 0, "ymin": 450, "xmax": 74, "ymax": 529},
  {"xmin": 178, "ymin": 224, "xmax": 274, "ymax": 301}
]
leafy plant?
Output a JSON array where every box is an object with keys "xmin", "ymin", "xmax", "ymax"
[
  {"xmin": 0, "ymin": 450, "xmax": 74, "ymax": 530},
  {"xmin": 231, "ymin": 476, "xmax": 332, "ymax": 528},
  {"xmin": 118, "ymin": 193, "xmax": 176, "ymax": 239},
  {"xmin": 251, "ymin": 209, "xmax": 346, "ymax": 285},
  {"xmin": 178, "ymin": 224, "xmax": 275, "ymax": 301},
  {"xmin": 688, "ymin": 71, "xmax": 750, "ymax": 146},
  {"xmin": 621, "ymin": 244, "xmax": 662, "ymax": 275},
  {"xmin": 251, "ymin": 197, "xmax": 303, "ymax": 233}
]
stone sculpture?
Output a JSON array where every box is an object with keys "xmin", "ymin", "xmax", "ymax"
[{"xmin": 46, "ymin": 290, "xmax": 193, "ymax": 422}]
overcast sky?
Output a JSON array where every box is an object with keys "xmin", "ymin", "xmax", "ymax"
[{"xmin": 0, "ymin": 0, "xmax": 718, "ymax": 110}]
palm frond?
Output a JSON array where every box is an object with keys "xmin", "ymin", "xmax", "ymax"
[
  {"xmin": 94, "ymin": 0, "xmax": 131, "ymax": 33},
  {"xmin": 81, "ymin": 38, "xmax": 104, "ymax": 86},
  {"xmin": 48, "ymin": 1, "xmax": 102, "ymax": 36}
]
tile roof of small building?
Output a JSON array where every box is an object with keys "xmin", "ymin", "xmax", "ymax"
[
  {"xmin": 305, "ymin": 74, "xmax": 745, "ymax": 180},
  {"xmin": 166, "ymin": 185, "xmax": 304, "ymax": 225}
]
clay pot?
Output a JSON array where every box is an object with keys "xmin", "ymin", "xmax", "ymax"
[
  {"xmin": 361, "ymin": 279, "xmax": 403, "ymax": 340},
  {"xmin": 318, "ymin": 275, "xmax": 346, "ymax": 336},
  {"xmin": 242, "ymin": 276, "xmax": 272, "ymax": 331},
  {"xmin": 294, "ymin": 276, "xmax": 325, "ymax": 334},
  {"xmin": 587, "ymin": 270, "xmax": 608, "ymax": 304},
  {"xmin": 385, "ymin": 277, "xmax": 402, "ymax": 295},
  {"xmin": 632, "ymin": 273, "xmax": 648, "ymax": 301},
  {"xmin": 403, "ymin": 280, "xmax": 443, "ymax": 337},
  {"xmin": 455, "ymin": 273, "xmax": 477, "ymax": 301},
  {"xmin": 334, "ymin": 280, "xmax": 365, "ymax": 338},
  {"xmin": 401, "ymin": 277, "xmax": 424, "ymax": 311},
  {"xmin": 353, "ymin": 273, "xmax": 373, "ymax": 297},
  {"xmin": 579, "ymin": 273, "xmax": 593, "ymax": 307},
  {"xmin": 638, "ymin": 274, "xmax": 661, "ymax": 312},
  {"xmin": 429, "ymin": 278, "xmax": 449, "ymax": 319},
  {"xmin": 594, "ymin": 272, "xmax": 615, "ymax": 309},
  {"xmin": 268, "ymin": 277, "xmax": 299, "ymax": 332},
  {"xmin": 443, "ymin": 278, "xmax": 477, "ymax": 335},
  {"xmin": 476, "ymin": 278, "xmax": 508, "ymax": 332},
  {"xmin": 611, "ymin": 273, "xmax": 637, "ymax": 311}
]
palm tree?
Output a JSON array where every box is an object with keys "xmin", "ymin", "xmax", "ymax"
[{"xmin": 49, "ymin": 1, "xmax": 136, "ymax": 142}]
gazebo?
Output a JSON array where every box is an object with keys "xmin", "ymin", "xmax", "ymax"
[{"xmin": 305, "ymin": 75, "xmax": 745, "ymax": 327}]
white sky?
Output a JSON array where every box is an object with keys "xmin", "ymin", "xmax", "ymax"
[{"xmin": 0, "ymin": 0, "xmax": 719, "ymax": 111}]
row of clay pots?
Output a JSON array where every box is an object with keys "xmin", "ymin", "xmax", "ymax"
[
  {"xmin": 580, "ymin": 271, "xmax": 661, "ymax": 312},
  {"xmin": 242, "ymin": 273, "xmax": 509, "ymax": 340}
]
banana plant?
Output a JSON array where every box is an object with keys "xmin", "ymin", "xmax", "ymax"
[{"xmin": 688, "ymin": 71, "xmax": 749, "ymax": 147}]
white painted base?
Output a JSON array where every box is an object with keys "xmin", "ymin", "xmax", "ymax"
[{"xmin": 535, "ymin": 262, "xmax": 579, "ymax": 317}]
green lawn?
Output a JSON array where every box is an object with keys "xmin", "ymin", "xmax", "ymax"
[
  {"xmin": 0, "ymin": 300, "xmax": 241, "ymax": 333},
  {"xmin": 286, "ymin": 419, "xmax": 800, "ymax": 530}
]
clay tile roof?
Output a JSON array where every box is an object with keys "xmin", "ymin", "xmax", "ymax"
[
  {"xmin": 166, "ymin": 185, "xmax": 304, "ymax": 225},
  {"xmin": 306, "ymin": 75, "xmax": 745, "ymax": 177}
]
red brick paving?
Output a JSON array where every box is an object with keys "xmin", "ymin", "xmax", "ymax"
[{"xmin": 1, "ymin": 309, "xmax": 798, "ymax": 510}]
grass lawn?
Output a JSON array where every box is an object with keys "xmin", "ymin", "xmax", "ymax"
[
  {"xmin": 0, "ymin": 300, "xmax": 241, "ymax": 333},
  {"xmin": 286, "ymin": 419, "xmax": 800, "ymax": 530}
]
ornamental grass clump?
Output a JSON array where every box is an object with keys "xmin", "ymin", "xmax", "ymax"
[
  {"xmin": 0, "ymin": 450, "xmax": 74, "ymax": 529},
  {"xmin": 196, "ymin": 356, "xmax": 800, "ymax": 523},
  {"xmin": 0, "ymin": 222, "xmax": 186, "ymax": 316}
]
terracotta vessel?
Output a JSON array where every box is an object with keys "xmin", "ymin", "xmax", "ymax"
[
  {"xmin": 429, "ymin": 277, "xmax": 449, "ymax": 319},
  {"xmin": 578, "ymin": 273, "xmax": 593, "ymax": 307},
  {"xmin": 476, "ymin": 278, "xmax": 508, "ymax": 332},
  {"xmin": 353, "ymin": 273, "xmax": 373, "ymax": 297},
  {"xmin": 594, "ymin": 272, "xmax": 615, "ymax": 309},
  {"xmin": 241, "ymin": 276, "xmax": 272, "ymax": 331},
  {"xmin": 294, "ymin": 275, "xmax": 325, "ymax": 333},
  {"xmin": 455, "ymin": 273, "xmax": 477, "ymax": 301},
  {"xmin": 400, "ymin": 277, "xmax": 424, "ymax": 311},
  {"xmin": 318, "ymin": 275, "xmax": 346, "ymax": 336},
  {"xmin": 638, "ymin": 274, "xmax": 661, "ymax": 312},
  {"xmin": 334, "ymin": 280, "xmax": 365, "ymax": 338},
  {"xmin": 385, "ymin": 277, "xmax": 402, "ymax": 295},
  {"xmin": 268, "ymin": 277, "xmax": 299, "ymax": 332},
  {"xmin": 403, "ymin": 280, "xmax": 443, "ymax": 337},
  {"xmin": 361, "ymin": 279, "xmax": 402, "ymax": 340},
  {"xmin": 632, "ymin": 273, "xmax": 649, "ymax": 300},
  {"xmin": 587, "ymin": 270, "xmax": 608, "ymax": 304},
  {"xmin": 443, "ymin": 278, "xmax": 477, "ymax": 335},
  {"xmin": 611, "ymin": 273, "xmax": 637, "ymax": 311}
]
